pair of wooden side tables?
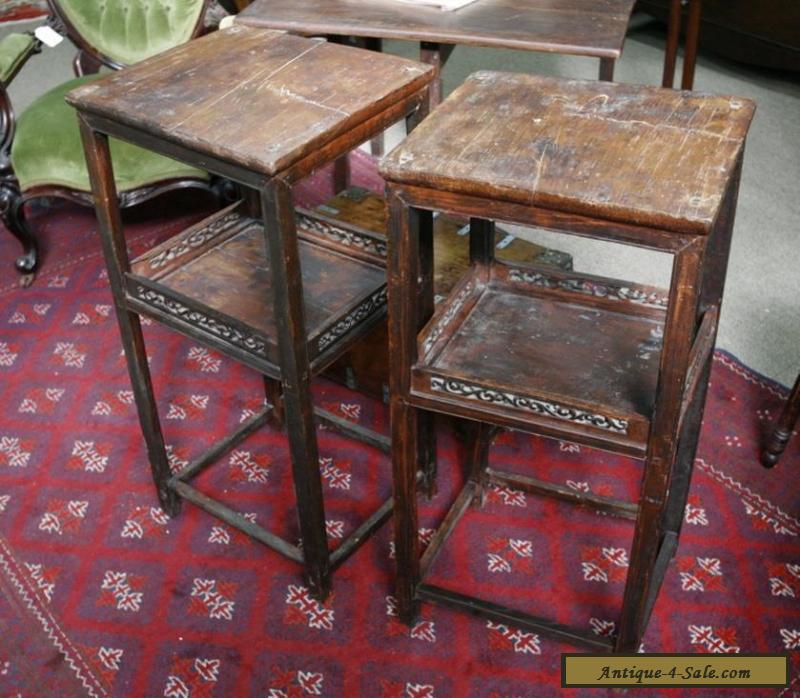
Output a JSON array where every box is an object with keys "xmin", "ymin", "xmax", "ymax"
[{"xmin": 68, "ymin": 26, "xmax": 754, "ymax": 652}]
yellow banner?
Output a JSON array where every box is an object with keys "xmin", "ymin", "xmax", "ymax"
[{"xmin": 562, "ymin": 654, "xmax": 789, "ymax": 688}]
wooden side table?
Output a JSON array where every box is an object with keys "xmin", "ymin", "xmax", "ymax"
[
  {"xmin": 381, "ymin": 71, "xmax": 754, "ymax": 651},
  {"xmin": 67, "ymin": 26, "xmax": 434, "ymax": 599}
]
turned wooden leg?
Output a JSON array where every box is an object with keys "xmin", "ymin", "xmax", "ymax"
[
  {"xmin": 262, "ymin": 177, "xmax": 331, "ymax": 600},
  {"xmin": 762, "ymin": 374, "xmax": 800, "ymax": 468},
  {"xmin": 1, "ymin": 186, "xmax": 38, "ymax": 282},
  {"xmin": 78, "ymin": 117, "xmax": 179, "ymax": 516}
]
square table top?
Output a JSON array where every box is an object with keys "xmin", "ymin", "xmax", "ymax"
[
  {"xmin": 67, "ymin": 26, "xmax": 434, "ymax": 177},
  {"xmin": 380, "ymin": 71, "xmax": 755, "ymax": 235},
  {"xmin": 237, "ymin": 0, "xmax": 636, "ymax": 59}
]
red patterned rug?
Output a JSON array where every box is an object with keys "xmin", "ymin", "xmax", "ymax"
[
  {"xmin": 0, "ymin": 1, "xmax": 47, "ymax": 23},
  {"xmin": 0, "ymin": 152, "xmax": 798, "ymax": 696}
]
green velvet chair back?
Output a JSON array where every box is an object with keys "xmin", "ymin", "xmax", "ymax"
[{"xmin": 51, "ymin": 0, "xmax": 207, "ymax": 67}]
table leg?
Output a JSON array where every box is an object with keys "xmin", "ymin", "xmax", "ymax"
[
  {"xmin": 681, "ymin": 0, "xmax": 702, "ymax": 90},
  {"xmin": 78, "ymin": 117, "xmax": 179, "ymax": 516},
  {"xmin": 417, "ymin": 209, "xmax": 437, "ymax": 497},
  {"xmin": 406, "ymin": 85, "xmax": 431, "ymax": 135},
  {"xmin": 463, "ymin": 217, "xmax": 497, "ymax": 507},
  {"xmin": 262, "ymin": 177, "xmax": 331, "ymax": 600},
  {"xmin": 264, "ymin": 376, "xmax": 284, "ymax": 429},
  {"xmin": 387, "ymin": 189, "xmax": 425, "ymax": 623},
  {"xmin": 598, "ymin": 57, "xmax": 615, "ymax": 82},
  {"xmin": 419, "ymin": 42, "xmax": 454, "ymax": 108},
  {"xmin": 328, "ymin": 35, "xmax": 353, "ymax": 192},
  {"xmin": 662, "ymin": 0, "xmax": 682, "ymax": 87},
  {"xmin": 332, "ymin": 150, "xmax": 351, "ymax": 195},
  {"xmin": 616, "ymin": 240, "xmax": 705, "ymax": 651},
  {"xmin": 661, "ymin": 155, "xmax": 739, "ymax": 536},
  {"xmin": 362, "ymin": 37, "xmax": 387, "ymax": 157}
]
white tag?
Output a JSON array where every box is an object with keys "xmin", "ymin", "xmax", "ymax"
[
  {"xmin": 219, "ymin": 15, "xmax": 236, "ymax": 30},
  {"xmin": 34, "ymin": 25, "xmax": 63, "ymax": 48}
]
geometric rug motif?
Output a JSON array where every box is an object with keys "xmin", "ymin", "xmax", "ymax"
[{"xmin": 0, "ymin": 1, "xmax": 47, "ymax": 23}]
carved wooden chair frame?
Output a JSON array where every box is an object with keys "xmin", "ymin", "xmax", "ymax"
[{"xmin": 0, "ymin": 0, "xmax": 227, "ymax": 284}]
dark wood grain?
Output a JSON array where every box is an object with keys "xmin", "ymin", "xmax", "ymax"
[
  {"xmin": 78, "ymin": 117, "xmax": 180, "ymax": 517},
  {"xmin": 384, "ymin": 71, "xmax": 754, "ymax": 652},
  {"xmin": 130, "ymin": 209, "xmax": 387, "ymax": 369},
  {"xmin": 262, "ymin": 178, "xmax": 331, "ymax": 598},
  {"xmin": 66, "ymin": 26, "xmax": 433, "ymax": 177},
  {"xmin": 381, "ymin": 71, "xmax": 754, "ymax": 235},
  {"xmin": 315, "ymin": 188, "xmax": 571, "ymax": 400},
  {"xmin": 73, "ymin": 30, "xmax": 433, "ymax": 601},
  {"xmin": 238, "ymin": 0, "xmax": 634, "ymax": 58}
]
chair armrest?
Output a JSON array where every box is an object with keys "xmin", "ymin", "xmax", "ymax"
[{"xmin": 0, "ymin": 32, "xmax": 40, "ymax": 86}]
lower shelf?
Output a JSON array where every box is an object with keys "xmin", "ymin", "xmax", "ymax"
[
  {"xmin": 412, "ymin": 262, "xmax": 668, "ymax": 455},
  {"xmin": 127, "ymin": 201, "xmax": 388, "ymax": 374}
]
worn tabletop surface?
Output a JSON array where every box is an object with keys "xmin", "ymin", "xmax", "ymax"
[
  {"xmin": 381, "ymin": 71, "xmax": 755, "ymax": 235},
  {"xmin": 67, "ymin": 26, "xmax": 433, "ymax": 177},
  {"xmin": 237, "ymin": 0, "xmax": 636, "ymax": 58}
]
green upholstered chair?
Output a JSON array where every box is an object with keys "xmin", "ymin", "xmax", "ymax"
[{"xmin": 0, "ymin": 0, "xmax": 225, "ymax": 284}]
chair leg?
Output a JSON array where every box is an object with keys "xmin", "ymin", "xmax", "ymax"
[
  {"xmin": 1, "ymin": 186, "xmax": 38, "ymax": 283},
  {"xmin": 762, "ymin": 373, "xmax": 800, "ymax": 468}
]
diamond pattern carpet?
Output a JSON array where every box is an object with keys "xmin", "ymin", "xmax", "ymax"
[
  {"xmin": 0, "ymin": 1, "xmax": 47, "ymax": 23},
  {"xmin": 0, "ymin": 153, "xmax": 798, "ymax": 696}
]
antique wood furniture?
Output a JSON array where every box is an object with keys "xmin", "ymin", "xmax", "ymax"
[
  {"xmin": 2, "ymin": 0, "xmax": 223, "ymax": 285},
  {"xmin": 381, "ymin": 71, "xmax": 754, "ymax": 651},
  {"xmin": 762, "ymin": 373, "xmax": 800, "ymax": 467},
  {"xmin": 68, "ymin": 25, "xmax": 434, "ymax": 599},
  {"xmin": 317, "ymin": 187, "xmax": 572, "ymax": 400},
  {"xmin": 662, "ymin": 0, "xmax": 702, "ymax": 89},
  {"xmin": 642, "ymin": 0, "xmax": 800, "ymax": 74},
  {"xmin": 236, "ymin": 0, "xmax": 637, "ymax": 109}
]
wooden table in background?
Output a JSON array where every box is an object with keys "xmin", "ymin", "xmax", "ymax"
[
  {"xmin": 238, "ymin": 0, "xmax": 637, "ymax": 108},
  {"xmin": 663, "ymin": 0, "xmax": 702, "ymax": 90}
]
